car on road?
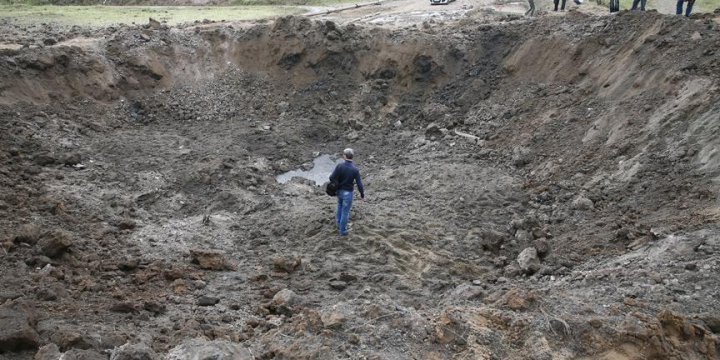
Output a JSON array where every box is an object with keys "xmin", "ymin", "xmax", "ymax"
[{"xmin": 430, "ymin": 0, "xmax": 455, "ymax": 5}]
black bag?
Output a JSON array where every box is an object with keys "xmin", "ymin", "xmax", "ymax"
[{"xmin": 326, "ymin": 181, "xmax": 338, "ymax": 196}]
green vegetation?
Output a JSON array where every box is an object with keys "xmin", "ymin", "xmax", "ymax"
[{"xmin": 0, "ymin": 5, "xmax": 306, "ymax": 25}]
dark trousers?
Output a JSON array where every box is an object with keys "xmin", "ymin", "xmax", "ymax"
[
  {"xmin": 526, "ymin": 0, "xmax": 536, "ymax": 16},
  {"xmin": 676, "ymin": 0, "xmax": 695, "ymax": 16},
  {"xmin": 631, "ymin": 0, "xmax": 646, "ymax": 10},
  {"xmin": 609, "ymin": 0, "xmax": 619, "ymax": 12},
  {"xmin": 554, "ymin": 0, "xmax": 566, "ymax": 10}
]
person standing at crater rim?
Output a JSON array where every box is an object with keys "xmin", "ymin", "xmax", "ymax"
[{"xmin": 329, "ymin": 148, "xmax": 365, "ymax": 237}]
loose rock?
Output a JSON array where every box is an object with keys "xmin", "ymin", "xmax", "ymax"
[
  {"xmin": 166, "ymin": 339, "xmax": 252, "ymax": 360},
  {"xmin": 189, "ymin": 249, "xmax": 233, "ymax": 271},
  {"xmin": 517, "ymin": 247, "xmax": 541, "ymax": 274},
  {"xmin": 109, "ymin": 343, "xmax": 158, "ymax": 360},
  {"xmin": 0, "ymin": 303, "xmax": 40, "ymax": 352},
  {"xmin": 37, "ymin": 230, "xmax": 73, "ymax": 258},
  {"xmin": 272, "ymin": 256, "xmax": 301, "ymax": 273},
  {"xmin": 197, "ymin": 296, "xmax": 220, "ymax": 307},
  {"xmin": 572, "ymin": 196, "xmax": 594, "ymax": 210}
]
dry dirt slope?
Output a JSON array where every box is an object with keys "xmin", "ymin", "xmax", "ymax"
[{"xmin": 0, "ymin": 11, "xmax": 719, "ymax": 360}]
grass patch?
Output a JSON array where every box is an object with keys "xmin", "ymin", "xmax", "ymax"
[{"xmin": 0, "ymin": 4, "xmax": 305, "ymax": 25}]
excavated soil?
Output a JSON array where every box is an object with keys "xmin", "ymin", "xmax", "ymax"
[{"xmin": 1, "ymin": 8, "xmax": 720, "ymax": 360}]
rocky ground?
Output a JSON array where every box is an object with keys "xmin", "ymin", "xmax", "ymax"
[{"xmin": 1, "ymin": 7, "xmax": 720, "ymax": 360}]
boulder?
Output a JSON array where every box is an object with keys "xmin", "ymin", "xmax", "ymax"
[
  {"xmin": 50, "ymin": 329, "xmax": 98, "ymax": 351},
  {"xmin": 272, "ymin": 256, "xmax": 301, "ymax": 273},
  {"xmin": 62, "ymin": 153, "xmax": 82, "ymax": 166},
  {"xmin": 38, "ymin": 230, "xmax": 73, "ymax": 258},
  {"xmin": 478, "ymin": 229, "xmax": 505, "ymax": 252},
  {"xmin": 189, "ymin": 249, "xmax": 233, "ymax": 271},
  {"xmin": 13, "ymin": 224, "xmax": 41, "ymax": 245},
  {"xmin": 572, "ymin": 196, "xmax": 594, "ymax": 210},
  {"xmin": 533, "ymin": 238, "xmax": 550, "ymax": 258},
  {"xmin": 451, "ymin": 283, "xmax": 484, "ymax": 300},
  {"xmin": 320, "ymin": 312, "xmax": 346, "ymax": 329},
  {"xmin": 63, "ymin": 349, "xmax": 107, "ymax": 360},
  {"xmin": 0, "ymin": 303, "xmax": 40, "ymax": 352},
  {"xmin": 425, "ymin": 123, "xmax": 443, "ymax": 139},
  {"xmin": 197, "ymin": 296, "xmax": 220, "ymax": 307},
  {"xmin": 166, "ymin": 339, "xmax": 252, "ymax": 360},
  {"xmin": 110, "ymin": 343, "xmax": 158, "ymax": 360},
  {"xmin": 34, "ymin": 344, "xmax": 61, "ymax": 360},
  {"xmin": 271, "ymin": 289, "xmax": 297, "ymax": 309},
  {"xmin": 329, "ymin": 281, "xmax": 348, "ymax": 291},
  {"xmin": 517, "ymin": 247, "xmax": 541, "ymax": 274}
]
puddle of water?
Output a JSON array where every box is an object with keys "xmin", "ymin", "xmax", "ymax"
[{"xmin": 276, "ymin": 154, "xmax": 341, "ymax": 186}]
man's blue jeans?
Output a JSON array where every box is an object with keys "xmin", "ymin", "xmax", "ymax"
[
  {"xmin": 676, "ymin": 0, "xmax": 694, "ymax": 16},
  {"xmin": 336, "ymin": 190, "xmax": 353, "ymax": 236},
  {"xmin": 631, "ymin": 0, "xmax": 646, "ymax": 10}
]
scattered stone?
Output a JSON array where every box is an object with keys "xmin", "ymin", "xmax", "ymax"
[
  {"xmin": 35, "ymin": 287, "xmax": 58, "ymax": 301},
  {"xmin": 272, "ymin": 256, "xmax": 301, "ymax": 273},
  {"xmin": 197, "ymin": 296, "xmax": 220, "ymax": 307},
  {"xmin": 0, "ymin": 291, "xmax": 23, "ymax": 302},
  {"xmin": 503, "ymin": 263, "xmax": 522, "ymax": 277},
  {"xmin": 118, "ymin": 259, "xmax": 139, "ymax": 271},
  {"xmin": 99, "ymin": 333, "xmax": 127, "ymax": 351},
  {"xmin": 62, "ymin": 348, "xmax": 107, "ymax": 360},
  {"xmin": 271, "ymin": 289, "xmax": 297, "ymax": 309},
  {"xmin": 14, "ymin": 224, "xmax": 41, "ymax": 245},
  {"xmin": 109, "ymin": 302, "xmax": 138, "ymax": 313},
  {"xmin": 478, "ymin": 229, "xmax": 505, "ymax": 252},
  {"xmin": 321, "ymin": 311, "xmax": 346, "ymax": 329},
  {"xmin": 433, "ymin": 310, "xmax": 469, "ymax": 345},
  {"xmin": 517, "ymin": 247, "xmax": 541, "ymax": 274},
  {"xmin": 703, "ymin": 316, "xmax": 720, "ymax": 334},
  {"xmin": 142, "ymin": 301, "xmax": 166, "ymax": 315},
  {"xmin": 451, "ymin": 283, "xmax": 484, "ymax": 300},
  {"xmin": 62, "ymin": 153, "xmax": 82, "ymax": 166},
  {"xmin": 42, "ymin": 38, "xmax": 57, "ymax": 46},
  {"xmin": 34, "ymin": 343, "xmax": 61, "ymax": 360},
  {"xmin": 425, "ymin": 123, "xmax": 443, "ymax": 139},
  {"xmin": 28, "ymin": 255, "xmax": 53, "ymax": 267},
  {"xmin": 50, "ymin": 329, "xmax": 98, "ymax": 352},
  {"xmin": 501, "ymin": 288, "xmax": 537, "ymax": 311},
  {"xmin": 338, "ymin": 272, "xmax": 357, "ymax": 283},
  {"xmin": 109, "ymin": 343, "xmax": 158, "ymax": 360},
  {"xmin": 514, "ymin": 229, "xmax": 532, "ymax": 242},
  {"xmin": 534, "ymin": 238, "xmax": 550, "ymax": 258},
  {"xmin": 37, "ymin": 230, "xmax": 73, "ymax": 258},
  {"xmin": 572, "ymin": 196, "xmax": 594, "ymax": 210},
  {"xmin": 189, "ymin": 249, "xmax": 233, "ymax": 271},
  {"xmin": 115, "ymin": 220, "xmax": 137, "ymax": 231},
  {"xmin": 266, "ymin": 315, "xmax": 284, "ymax": 328},
  {"xmin": 685, "ymin": 263, "xmax": 697, "ymax": 271},
  {"xmin": 33, "ymin": 154, "xmax": 57, "ymax": 166},
  {"xmin": 166, "ymin": 339, "xmax": 252, "ymax": 360},
  {"xmin": 329, "ymin": 280, "xmax": 348, "ymax": 291},
  {"xmin": 148, "ymin": 17, "xmax": 161, "ymax": 29},
  {"xmin": 0, "ymin": 303, "xmax": 40, "ymax": 352},
  {"xmin": 512, "ymin": 146, "xmax": 532, "ymax": 167},
  {"xmin": 587, "ymin": 318, "xmax": 603, "ymax": 328},
  {"xmin": 538, "ymin": 266, "xmax": 554, "ymax": 276}
]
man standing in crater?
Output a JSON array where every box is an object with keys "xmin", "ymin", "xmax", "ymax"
[{"xmin": 329, "ymin": 148, "xmax": 365, "ymax": 236}]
